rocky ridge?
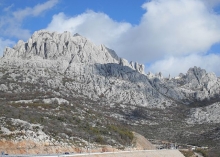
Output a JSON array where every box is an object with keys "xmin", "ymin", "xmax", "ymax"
[
  {"xmin": 2, "ymin": 30, "xmax": 220, "ymax": 108},
  {"xmin": 1, "ymin": 30, "xmax": 171, "ymax": 108},
  {"xmin": 0, "ymin": 30, "xmax": 220, "ymax": 155},
  {"xmin": 187, "ymin": 102, "xmax": 220, "ymax": 124}
]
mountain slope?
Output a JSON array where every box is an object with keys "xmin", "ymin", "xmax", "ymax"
[{"xmin": 0, "ymin": 30, "xmax": 220, "ymax": 155}]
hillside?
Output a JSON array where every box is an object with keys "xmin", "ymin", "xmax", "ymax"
[{"xmin": 0, "ymin": 30, "xmax": 220, "ymax": 156}]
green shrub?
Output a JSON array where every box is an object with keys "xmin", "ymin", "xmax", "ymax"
[
  {"xmin": 95, "ymin": 135, "xmax": 104, "ymax": 144},
  {"xmin": 195, "ymin": 148, "xmax": 208, "ymax": 157},
  {"xmin": 108, "ymin": 125, "xmax": 134, "ymax": 141},
  {"xmin": 179, "ymin": 150, "xmax": 194, "ymax": 157}
]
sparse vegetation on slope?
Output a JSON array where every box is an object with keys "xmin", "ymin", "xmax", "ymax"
[{"xmin": 0, "ymin": 31, "xmax": 220, "ymax": 156}]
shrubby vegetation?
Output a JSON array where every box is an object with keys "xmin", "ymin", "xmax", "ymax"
[
  {"xmin": 180, "ymin": 148, "xmax": 220, "ymax": 157},
  {"xmin": 179, "ymin": 150, "xmax": 194, "ymax": 157},
  {"xmin": 0, "ymin": 95, "xmax": 134, "ymax": 147},
  {"xmin": 195, "ymin": 148, "xmax": 208, "ymax": 157},
  {"xmin": 0, "ymin": 67, "xmax": 219, "ymax": 154}
]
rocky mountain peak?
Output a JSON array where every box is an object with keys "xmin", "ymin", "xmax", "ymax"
[
  {"xmin": 0, "ymin": 30, "xmax": 220, "ymax": 154},
  {"xmin": 179, "ymin": 66, "xmax": 218, "ymax": 91},
  {"xmin": 186, "ymin": 66, "xmax": 207, "ymax": 79},
  {"xmin": 2, "ymin": 30, "xmax": 119, "ymax": 64},
  {"xmin": 2, "ymin": 30, "xmax": 146, "ymax": 74}
]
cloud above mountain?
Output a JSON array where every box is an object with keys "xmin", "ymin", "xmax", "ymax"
[
  {"xmin": 0, "ymin": 38, "xmax": 15, "ymax": 57},
  {"xmin": 46, "ymin": 0, "xmax": 220, "ymax": 76},
  {"xmin": 46, "ymin": 11, "xmax": 132, "ymax": 48},
  {"xmin": 113, "ymin": 0, "xmax": 220, "ymax": 64},
  {"xmin": 1, "ymin": 0, "xmax": 220, "ymax": 77},
  {"xmin": 0, "ymin": 0, "xmax": 58, "ymax": 40},
  {"xmin": 202, "ymin": 0, "xmax": 220, "ymax": 7},
  {"xmin": 148, "ymin": 54, "xmax": 220, "ymax": 77}
]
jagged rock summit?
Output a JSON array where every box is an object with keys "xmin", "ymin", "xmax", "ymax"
[
  {"xmin": 2, "ymin": 30, "xmax": 145, "ymax": 74},
  {"xmin": 3, "ymin": 30, "xmax": 118, "ymax": 63},
  {"xmin": 0, "ymin": 30, "xmax": 220, "ymax": 154},
  {"xmin": 1, "ymin": 30, "xmax": 162, "ymax": 108},
  {"xmin": 1, "ymin": 30, "xmax": 220, "ymax": 108}
]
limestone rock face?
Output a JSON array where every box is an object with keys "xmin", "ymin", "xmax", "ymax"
[
  {"xmin": 1, "ymin": 30, "xmax": 220, "ymax": 152},
  {"xmin": 119, "ymin": 59, "xmax": 145, "ymax": 74},
  {"xmin": 148, "ymin": 66, "xmax": 220, "ymax": 104},
  {"xmin": 187, "ymin": 102, "xmax": 220, "ymax": 124},
  {"xmin": 3, "ymin": 30, "xmax": 119, "ymax": 65},
  {"xmin": 1, "ymin": 30, "xmax": 171, "ymax": 108},
  {"xmin": 179, "ymin": 66, "xmax": 220, "ymax": 101},
  {"xmin": 1, "ymin": 30, "xmax": 220, "ymax": 108}
]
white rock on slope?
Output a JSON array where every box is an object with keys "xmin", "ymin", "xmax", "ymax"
[
  {"xmin": 187, "ymin": 102, "xmax": 220, "ymax": 124},
  {"xmin": 1, "ymin": 30, "xmax": 163, "ymax": 107},
  {"xmin": 1, "ymin": 30, "xmax": 220, "ymax": 109},
  {"xmin": 3, "ymin": 30, "xmax": 119, "ymax": 64}
]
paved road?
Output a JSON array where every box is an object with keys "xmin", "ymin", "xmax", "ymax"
[{"xmin": 3, "ymin": 150, "xmax": 184, "ymax": 157}]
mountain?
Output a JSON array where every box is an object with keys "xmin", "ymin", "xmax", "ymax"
[{"xmin": 0, "ymin": 30, "xmax": 220, "ymax": 156}]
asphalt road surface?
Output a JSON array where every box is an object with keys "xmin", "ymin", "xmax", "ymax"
[{"xmin": 2, "ymin": 149, "xmax": 184, "ymax": 157}]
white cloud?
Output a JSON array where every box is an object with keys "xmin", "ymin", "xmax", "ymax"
[
  {"xmin": 0, "ymin": 38, "xmax": 15, "ymax": 56},
  {"xmin": 3, "ymin": 27, "xmax": 31, "ymax": 41},
  {"xmin": 0, "ymin": 0, "xmax": 59, "ymax": 40},
  {"xmin": 46, "ymin": 0, "xmax": 220, "ymax": 66},
  {"xmin": 117, "ymin": 0, "xmax": 220, "ymax": 63},
  {"xmin": 146, "ymin": 54, "xmax": 220, "ymax": 77},
  {"xmin": 1, "ymin": 0, "xmax": 220, "ymax": 76},
  {"xmin": 46, "ymin": 11, "xmax": 131, "ymax": 47},
  {"xmin": 3, "ymin": 4, "xmax": 14, "ymax": 12},
  {"xmin": 13, "ymin": 0, "xmax": 59, "ymax": 21},
  {"xmin": 0, "ymin": 0, "xmax": 59, "ymax": 56},
  {"xmin": 202, "ymin": 0, "xmax": 220, "ymax": 8}
]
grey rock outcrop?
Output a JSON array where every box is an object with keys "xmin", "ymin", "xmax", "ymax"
[
  {"xmin": 1, "ymin": 30, "xmax": 220, "ymax": 151},
  {"xmin": 1, "ymin": 30, "xmax": 172, "ymax": 108},
  {"xmin": 148, "ymin": 66, "xmax": 220, "ymax": 104},
  {"xmin": 1, "ymin": 30, "xmax": 220, "ymax": 109},
  {"xmin": 3, "ymin": 30, "xmax": 119, "ymax": 64},
  {"xmin": 187, "ymin": 102, "xmax": 220, "ymax": 124},
  {"xmin": 177, "ymin": 66, "xmax": 220, "ymax": 101}
]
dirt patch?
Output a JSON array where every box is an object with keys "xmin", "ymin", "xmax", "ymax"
[{"xmin": 133, "ymin": 132, "xmax": 156, "ymax": 150}]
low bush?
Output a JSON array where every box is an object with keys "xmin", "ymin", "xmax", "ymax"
[{"xmin": 195, "ymin": 148, "xmax": 208, "ymax": 157}]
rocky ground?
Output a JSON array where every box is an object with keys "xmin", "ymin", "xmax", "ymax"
[
  {"xmin": 0, "ymin": 30, "xmax": 220, "ymax": 156},
  {"xmin": 0, "ymin": 132, "xmax": 154, "ymax": 155}
]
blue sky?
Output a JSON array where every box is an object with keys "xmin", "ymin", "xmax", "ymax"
[{"xmin": 1, "ymin": 0, "xmax": 220, "ymax": 77}]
